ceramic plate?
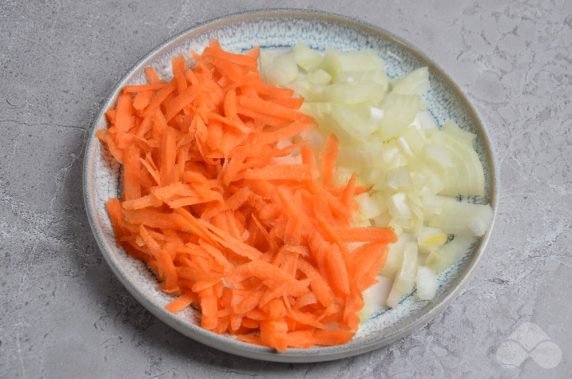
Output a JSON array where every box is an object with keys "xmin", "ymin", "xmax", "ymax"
[{"xmin": 83, "ymin": 9, "xmax": 497, "ymax": 363}]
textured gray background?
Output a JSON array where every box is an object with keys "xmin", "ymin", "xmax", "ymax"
[{"xmin": 1, "ymin": 0, "xmax": 571, "ymax": 378}]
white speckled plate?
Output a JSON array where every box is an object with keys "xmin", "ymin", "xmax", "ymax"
[{"xmin": 83, "ymin": 9, "xmax": 497, "ymax": 363}]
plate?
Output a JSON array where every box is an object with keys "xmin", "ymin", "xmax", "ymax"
[{"xmin": 83, "ymin": 9, "xmax": 497, "ymax": 363}]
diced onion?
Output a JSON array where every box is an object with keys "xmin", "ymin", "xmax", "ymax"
[
  {"xmin": 386, "ymin": 241, "xmax": 418, "ymax": 308},
  {"xmin": 427, "ymin": 196, "xmax": 493, "ymax": 237},
  {"xmin": 391, "ymin": 67, "xmax": 429, "ymax": 96},
  {"xmin": 267, "ymin": 52, "xmax": 298, "ymax": 86},
  {"xmin": 359, "ymin": 275, "xmax": 393, "ymax": 320},
  {"xmin": 426, "ymin": 235, "xmax": 478, "ymax": 273},
  {"xmin": 388, "ymin": 192, "xmax": 412, "ymax": 219},
  {"xmin": 416, "ymin": 266, "xmax": 438, "ymax": 300},
  {"xmin": 417, "ymin": 226, "xmax": 448, "ymax": 254}
]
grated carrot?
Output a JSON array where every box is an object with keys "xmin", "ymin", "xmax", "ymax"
[{"xmin": 97, "ymin": 40, "xmax": 396, "ymax": 352}]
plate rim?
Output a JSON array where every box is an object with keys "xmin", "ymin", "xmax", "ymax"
[{"xmin": 83, "ymin": 8, "xmax": 498, "ymax": 363}]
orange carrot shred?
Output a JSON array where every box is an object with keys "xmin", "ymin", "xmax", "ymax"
[
  {"xmin": 321, "ymin": 135, "xmax": 338, "ymax": 187},
  {"xmin": 166, "ymin": 292, "xmax": 195, "ymax": 313},
  {"xmin": 336, "ymin": 227, "xmax": 397, "ymax": 243}
]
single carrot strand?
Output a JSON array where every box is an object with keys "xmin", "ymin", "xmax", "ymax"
[
  {"xmin": 321, "ymin": 135, "xmax": 338, "ymax": 187},
  {"xmin": 166, "ymin": 292, "xmax": 195, "ymax": 313},
  {"xmin": 243, "ymin": 164, "xmax": 313, "ymax": 181}
]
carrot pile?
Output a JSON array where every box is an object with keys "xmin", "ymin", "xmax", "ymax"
[{"xmin": 98, "ymin": 40, "xmax": 396, "ymax": 351}]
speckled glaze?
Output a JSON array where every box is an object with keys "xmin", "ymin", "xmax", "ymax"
[{"xmin": 83, "ymin": 9, "xmax": 497, "ymax": 363}]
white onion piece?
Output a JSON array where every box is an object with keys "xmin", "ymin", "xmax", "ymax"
[
  {"xmin": 307, "ymin": 69, "xmax": 332, "ymax": 85},
  {"xmin": 267, "ymin": 51, "xmax": 298, "ymax": 86},
  {"xmin": 391, "ymin": 67, "xmax": 429, "ymax": 96},
  {"xmin": 426, "ymin": 235, "xmax": 478, "ymax": 273},
  {"xmin": 388, "ymin": 192, "xmax": 412, "ymax": 219},
  {"xmin": 381, "ymin": 233, "xmax": 411, "ymax": 277},
  {"xmin": 424, "ymin": 144, "xmax": 454, "ymax": 168},
  {"xmin": 322, "ymin": 48, "xmax": 385, "ymax": 81},
  {"xmin": 385, "ymin": 166, "xmax": 412, "ymax": 189},
  {"xmin": 259, "ymin": 49, "xmax": 281, "ymax": 82},
  {"xmin": 334, "ymin": 166, "xmax": 355, "ymax": 186},
  {"xmin": 386, "ymin": 241, "xmax": 418, "ymax": 308},
  {"xmin": 322, "ymin": 82, "xmax": 386, "ymax": 105},
  {"xmin": 427, "ymin": 196, "xmax": 493, "ymax": 237},
  {"xmin": 417, "ymin": 226, "xmax": 448, "ymax": 254},
  {"xmin": 370, "ymin": 106, "xmax": 385, "ymax": 121},
  {"xmin": 441, "ymin": 119, "xmax": 476, "ymax": 146},
  {"xmin": 416, "ymin": 266, "xmax": 438, "ymax": 300},
  {"xmin": 355, "ymin": 192, "xmax": 383, "ymax": 220},
  {"xmin": 379, "ymin": 93, "xmax": 423, "ymax": 140},
  {"xmin": 293, "ymin": 42, "xmax": 323, "ymax": 71},
  {"xmin": 359, "ymin": 275, "xmax": 393, "ymax": 320},
  {"xmin": 417, "ymin": 111, "xmax": 438, "ymax": 129}
]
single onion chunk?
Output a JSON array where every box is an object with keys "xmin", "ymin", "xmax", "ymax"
[{"xmin": 260, "ymin": 44, "xmax": 493, "ymax": 310}]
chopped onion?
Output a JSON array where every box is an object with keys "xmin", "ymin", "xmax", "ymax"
[
  {"xmin": 416, "ymin": 266, "xmax": 438, "ymax": 300},
  {"xmin": 388, "ymin": 192, "xmax": 412, "ymax": 219},
  {"xmin": 424, "ymin": 144, "xmax": 454, "ymax": 168},
  {"xmin": 386, "ymin": 241, "xmax": 418, "ymax": 308},
  {"xmin": 322, "ymin": 48, "xmax": 386, "ymax": 81},
  {"xmin": 417, "ymin": 226, "xmax": 448, "ymax": 254},
  {"xmin": 307, "ymin": 69, "xmax": 332, "ymax": 85},
  {"xmin": 267, "ymin": 51, "xmax": 298, "ymax": 86},
  {"xmin": 385, "ymin": 166, "xmax": 412, "ymax": 189},
  {"xmin": 381, "ymin": 233, "xmax": 411, "ymax": 277},
  {"xmin": 379, "ymin": 93, "xmax": 423, "ymax": 140},
  {"xmin": 293, "ymin": 42, "xmax": 323, "ymax": 71},
  {"xmin": 369, "ymin": 106, "xmax": 385, "ymax": 121},
  {"xmin": 359, "ymin": 275, "xmax": 393, "ymax": 320},
  {"xmin": 441, "ymin": 119, "xmax": 476, "ymax": 146},
  {"xmin": 391, "ymin": 67, "xmax": 429, "ymax": 96},
  {"xmin": 355, "ymin": 192, "xmax": 383, "ymax": 220},
  {"xmin": 426, "ymin": 235, "xmax": 477, "ymax": 273},
  {"xmin": 417, "ymin": 111, "xmax": 438, "ymax": 129},
  {"xmin": 427, "ymin": 196, "xmax": 493, "ymax": 237}
]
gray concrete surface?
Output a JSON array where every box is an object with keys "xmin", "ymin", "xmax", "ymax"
[{"xmin": 1, "ymin": 0, "xmax": 571, "ymax": 378}]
